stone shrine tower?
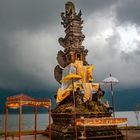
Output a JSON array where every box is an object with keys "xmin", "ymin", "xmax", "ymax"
[
  {"xmin": 51, "ymin": 2, "xmax": 125, "ymax": 140},
  {"xmin": 54, "ymin": 2, "xmax": 88, "ymax": 83}
]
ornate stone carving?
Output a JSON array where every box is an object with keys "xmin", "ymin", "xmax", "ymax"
[
  {"xmin": 54, "ymin": 65, "xmax": 62, "ymax": 83},
  {"xmin": 54, "ymin": 2, "xmax": 88, "ymax": 83},
  {"xmin": 56, "ymin": 50, "xmax": 66, "ymax": 68}
]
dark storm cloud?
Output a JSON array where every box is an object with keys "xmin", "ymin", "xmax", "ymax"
[
  {"xmin": 0, "ymin": 0, "xmax": 67, "ymax": 90},
  {"xmin": 0, "ymin": 28, "xmax": 61, "ymax": 90},
  {"xmin": 75, "ymin": 0, "xmax": 118, "ymax": 14},
  {"xmin": 0, "ymin": 0, "xmax": 65, "ymax": 32},
  {"xmin": 116, "ymin": 0, "xmax": 140, "ymax": 26},
  {"xmin": 0, "ymin": 0, "xmax": 140, "ymax": 90},
  {"xmin": 119, "ymin": 46, "xmax": 140, "ymax": 88},
  {"xmin": 0, "ymin": 0, "xmax": 119, "ymax": 33},
  {"xmin": 0, "ymin": 0, "xmax": 119, "ymax": 90}
]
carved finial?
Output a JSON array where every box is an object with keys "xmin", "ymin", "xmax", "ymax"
[
  {"xmin": 77, "ymin": 10, "xmax": 82, "ymax": 18},
  {"xmin": 65, "ymin": 2, "xmax": 75, "ymax": 15}
]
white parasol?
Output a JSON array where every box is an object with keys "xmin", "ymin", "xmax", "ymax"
[{"xmin": 102, "ymin": 74, "xmax": 119, "ymax": 117}]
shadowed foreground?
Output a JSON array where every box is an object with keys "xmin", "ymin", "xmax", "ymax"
[
  {"xmin": 0, "ymin": 130, "xmax": 140, "ymax": 140},
  {"xmin": 122, "ymin": 130, "xmax": 140, "ymax": 140}
]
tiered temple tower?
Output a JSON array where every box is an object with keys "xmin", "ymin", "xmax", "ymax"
[
  {"xmin": 54, "ymin": 2, "xmax": 88, "ymax": 83},
  {"xmin": 51, "ymin": 2, "xmax": 125, "ymax": 140}
]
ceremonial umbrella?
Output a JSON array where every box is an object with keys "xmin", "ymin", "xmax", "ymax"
[
  {"xmin": 61, "ymin": 73, "xmax": 82, "ymax": 140},
  {"xmin": 61, "ymin": 73, "xmax": 82, "ymax": 83},
  {"xmin": 102, "ymin": 74, "xmax": 119, "ymax": 117},
  {"xmin": 61, "ymin": 73, "xmax": 82, "ymax": 109}
]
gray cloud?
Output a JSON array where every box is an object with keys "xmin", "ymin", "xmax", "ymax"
[
  {"xmin": 75, "ymin": 0, "xmax": 118, "ymax": 14},
  {"xmin": 116, "ymin": 0, "xmax": 140, "ymax": 26},
  {"xmin": 120, "ymin": 42, "xmax": 140, "ymax": 67},
  {"xmin": 0, "ymin": 0, "xmax": 73, "ymax": 34},
  {"xmin": 85, "ymin": 15, "xmax": 140, "ymax": 88},
  {"xmin": 0, "ymin": 29, "xmax": 60, "ymax": 90},
  {"xmin": 0, "ymin": 0, "xmax": 140, "ymax": 90}
]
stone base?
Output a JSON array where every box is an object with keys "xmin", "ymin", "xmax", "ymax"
[
  {"xmin": 49, "ymin": 94, "xmax": 124, "ymax": 140},
  {"xmin": 50, "ymin": 123, "xmax": 124, "ymax": 140}
]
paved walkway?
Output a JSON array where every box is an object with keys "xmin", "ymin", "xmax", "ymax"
[
  {"xmin": 0, "ymin": 135, "xmax": 48, "ymax": 140},
  {"xmin": 1, "ymin": 130, "xmax": 140, "ymax": 140},
  {"xmin": 122, "ymin": 130, "xmax": 140, "ymax": 140}
]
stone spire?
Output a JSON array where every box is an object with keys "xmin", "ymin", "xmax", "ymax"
[{"xmin": 54, "ymin": 2, "xmax": 88, "ymax": 83}]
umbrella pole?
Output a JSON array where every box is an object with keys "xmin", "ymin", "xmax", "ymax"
[
  {"xmin": 111, "ymin": 83, "xmax": 115, "ymax": 118},
  {"xmin": 72, "ymin": 79, "xmax": 77, "ymax": 140}
]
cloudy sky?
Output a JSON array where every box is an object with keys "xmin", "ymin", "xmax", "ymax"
[{"xmin": 0, "ymin": 0, "xmax": 140, "ymax": 91}]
